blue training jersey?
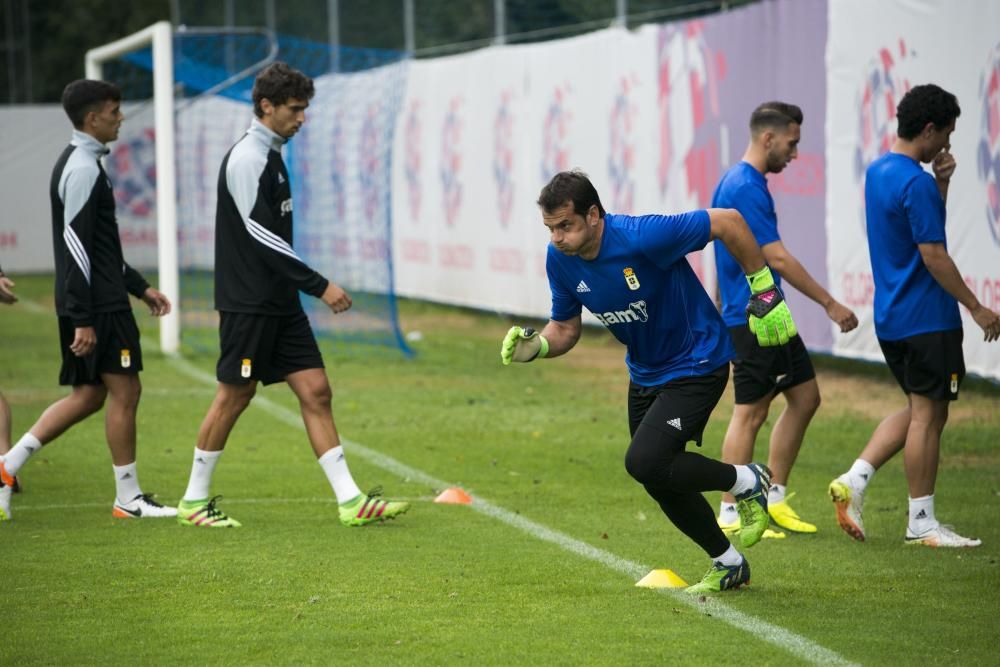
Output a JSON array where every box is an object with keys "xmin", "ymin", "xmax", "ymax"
[
  {"xmin": 546, "ymin": 210, "xmax": 735, "ymax": 386},
  {"xmin": 865, "ymin": 152, "xmax": 961, "ymax": 340},
  {"xmin": 711, "ymin": 161, "xmax": 782, "ymax": 327}
]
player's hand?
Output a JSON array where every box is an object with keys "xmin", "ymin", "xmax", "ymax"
[
  {"xmin": 70, "ymin": 326, "xmax": 97, "ymax": 357},
  {"xmin": 970, "ymin": 304, "xmax": 1000, "ymax": 342},
  {"xmin": 500, "ymin": 326, "xmax": 549, "ymax": 365},
  {"xmin": 141, "ymin": 287, "xmax": 171, "ymax": 316},
  {"xmin": 745, "ymin": 266, "xmax": 798, "ymax": 346},
  {"xmin": 0, "ymin": 275, "xmax": 17, "ymax": 304},
  {"xmin": 321, "ymin": 282, "xmax": 352, "ymax": 314},
  {"xmin": 932, "ymin": 148, "xmax": 956, "ymax": 182},
  {"xmin": 826, "ymin": 301, "xmax": 858, "ymax": 333}
]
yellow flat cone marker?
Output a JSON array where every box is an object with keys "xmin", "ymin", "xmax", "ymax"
[
  {"xmin": 635, "ymin": 569, "xmax": 688, "ymax": 589},
  {"xmin": 434, "ymin": 487, "xmax": 473, "ymax": 504}
]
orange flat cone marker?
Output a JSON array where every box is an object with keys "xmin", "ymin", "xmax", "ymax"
[
  {"xmin": 434, "ymin": 487, "xmax": 473, "ymax": 504},
  {"xmin": 635, "ymin": 569, "xmax": 688, "ymax": 589}
]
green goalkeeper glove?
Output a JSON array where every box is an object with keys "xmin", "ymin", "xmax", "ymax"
[
  {"xmin": 500, "ymin": 326, "xmax": 549, "ymax": 365},
  {"xmin": 745, "ymin": 266, "xmax": 798, "ymax": 347}
]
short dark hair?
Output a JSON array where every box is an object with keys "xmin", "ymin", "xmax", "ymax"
[
  {"xmin": 895, "ymin": 84, "xmax": 961, "ymax": 140},
  {"xmin": 61, "ymin": 79, "xmax": 121, "ymax": 128},
  {"xmin": 749, "ymin": 101, "xmax": 803, "ymax": 135},
  {"xmin": 537, "ymin": 170, "xmax": 606, "ymax": 218},
  {"xmin": 252, "ymin": 62, "xmax": 315, "ymax": 117}
]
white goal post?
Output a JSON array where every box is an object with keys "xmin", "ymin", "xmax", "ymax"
[{"xmin": 85, "ymin": 21, "xmax": 180, "ymax": 354}]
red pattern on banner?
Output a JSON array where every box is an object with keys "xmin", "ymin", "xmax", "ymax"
[
  {"xmin": 402, "ymin": 239, "xmax": 431, "ymax": 264},
  {"xmin": 439, "ymin": 244, "xmax": 474, "ymax": 269},
  {"xmin": 842, "ymin": 271, "xmax": 875, "ymax": 308},
  {"xmin": 489, "ymin": 248, "xmax": 525, "ymax": 273}
]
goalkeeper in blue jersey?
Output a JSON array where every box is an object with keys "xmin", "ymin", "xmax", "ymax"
[
  {"xmin": 501, "ymin": 170, "xmax": 798, "ymax": 593},
  {"xmin": 712, "ymin": 102, "xmax": 857, "ymax": 538}
]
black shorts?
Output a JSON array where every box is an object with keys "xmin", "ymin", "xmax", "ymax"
[
  {"xmin": 627, "ymin": 364, "xmax": 729, "ymax": 446},
  {"xmin": 217, "ymin": 310, "xmax": 324, "ymax": 386},
  {"xmin": 878, "ymin": 329, "xmax": 965, "ymax": 401},
  {"xmin": 729, "ymin": 325, "xmax": 815, "ymax": 404},
  {"xmin": 58, "ymin": 311, "xmax": 143, "ymax": 386}
]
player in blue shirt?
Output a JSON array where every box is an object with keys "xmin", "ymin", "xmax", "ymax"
[
  {"xmin": 712, "ymin": 102, "xmax": 857, "ymax": 537},
  {"xmin": 501, "ymin": 170, "xmax": 799, "ymax": 593},
  {"xmin": 829, "ymin": 84, "xmax": 1000, "ymax": 548}
]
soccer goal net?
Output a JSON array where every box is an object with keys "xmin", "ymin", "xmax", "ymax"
[{"xmin": 86, "ymin": 21, "xmax": 412, "ymax": 355}]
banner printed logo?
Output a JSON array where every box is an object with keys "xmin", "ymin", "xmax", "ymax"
[
  {"xmin": 541, "ymin": 84, "xmax": 572, "ymax": 182},
  {"xmin": 854, "ymin": 40, "xmax": 914, "ymax": 232},
  {"xmin": 109, "ymin": 127, "xmax": 157, "ymax": 217},
  {"xmin": 977, "ymin": 41, "xmax": 1000, "ymax": 245},
  {"xmin": 494, "ymin": 90, "xmax": 515, "ymax": 227},
  {"xmin": 656, "ymin": 21, "xmax": 724, "ymax": 206},
  {"xmin": 360, "ymin": 104, "xmax": 382, "ymax": 221},
  {"xmin": 440, "ymin": 97, "xmax": 463, "ymax": 227},
  {"xmin": 405, "ymin": 101, "xmax": 422, "ymax": 222},
  {"xmin": 609, "ymin": 76, "xmax": 637, "ymax": 214}
]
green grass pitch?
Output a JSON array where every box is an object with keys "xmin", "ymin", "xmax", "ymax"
[{"xmin": 2, "ymin": 274, "xmax": 998, "ymax": 665}]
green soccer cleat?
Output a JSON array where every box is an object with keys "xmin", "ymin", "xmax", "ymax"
[
  {"xmin": 685, "ymin": 557, "xmax": 751, "ymax": 594},
  {"xmin": 177, "ymin": 496, "xmax": 242, "ymax": 528},
  {"xmin": 339, "ymin": 487, "xmax": 410, "ymax": 527},
  {"xmin": 767, "ymin": 492, "xmax": 817, "ymax": 533},
  {"xmin": 735, "ymin": 463, "xmax": 772, "ymax": 549}
]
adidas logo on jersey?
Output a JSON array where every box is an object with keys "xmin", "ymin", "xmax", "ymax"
[
  {"xmin": 667, "ymin": 417, "xmax": 682, "ymax": 430},
  {"xmin": 576, "ymin": 281, "xmax": 591, "ymax": 293}
]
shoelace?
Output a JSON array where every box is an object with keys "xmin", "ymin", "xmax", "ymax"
[
  {"xmin": 202, "ymin": 495, "xmax": 228, "ymax": 519},
  {"xmin": 137, "ymin": 493, "xmax": 166, "ymax": 508},
  {"xmin": 365, "ymin": 485, "xmax": 384, "ymax": 499}
]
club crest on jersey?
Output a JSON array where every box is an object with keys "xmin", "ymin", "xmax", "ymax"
[
  {"xmin": 950, "ymin": 373, "xmax": 958, "ymax": 394},
  {"xmin": 623, "ymin": 267, "xmax": 640, "ymax": 291},
  {"xmin": 120, "ymin": 348, "xmax": 131, "ymax": 368},
  {"xmin": 241, "ymin": 358, "xmax": 253, "ymax": 378},
  {"xmin": 280, "ymin": 198, "xmax": 293, "ymax": 216}
]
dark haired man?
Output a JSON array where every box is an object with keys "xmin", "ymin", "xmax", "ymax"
[
  {"xmin": 176, "ymin": 62, "xmax": 409, "ymax": 528},
  {"xmin": 712, "ymin": 102, "xmax": 857, "ymax": 538},
  {"xmin": 501, "ymin": 170, "xmax": 799, "ymax": 593},
  {"xmin": 829, "ymin": 84, "xmax": 1000, "ymax": 547},
  {"xmin": 0, "ymin": 79, "xmax": 174, "ymax": 522}
]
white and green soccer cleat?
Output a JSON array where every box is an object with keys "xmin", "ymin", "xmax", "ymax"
[
  {"xmin": 0, "ymin": 460, "xmax": 13, "ymax": 521},
  {"xmin": 339, "ymin": 487, "xmax": 410, "ymax": 527},
  {"xmin": 685, "ymin": 557, "xmax": 751, "ymax": 594},
  {"xmin": 829, "ymin": 475, "xmax": 865, "ymax": 541},
  {"xmin": 905, "ymin": 524, "xmax": 981, "ymax": 548},
  {"xmin": 177, "ymin": 496, "xmax": 242, "ymax": 527},
  {"xmin": 735, "ymin": 463, "xmax": 772, "ymax": 548}
]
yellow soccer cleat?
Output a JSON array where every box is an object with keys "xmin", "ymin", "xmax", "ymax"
[{"xmin": 767, "ymin": 493, "xmax": 817, "ymax": 533}]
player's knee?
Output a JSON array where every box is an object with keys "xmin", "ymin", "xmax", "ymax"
[
  {"xmin": 77, "ymin": 385, "xmax": 108, "ymax": 414},
  {"xmin": 624, "ymin": 430, "xmax": 676, "ymax": 488}
]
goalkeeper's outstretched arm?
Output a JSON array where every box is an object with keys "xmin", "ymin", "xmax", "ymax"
[
  {"xmin": 708, "ymin": 208, "xmax": 798, "ymax": 347},
  {"xmin": 501, "ymin": 315, "xmax": 581, "ymax": 365}
]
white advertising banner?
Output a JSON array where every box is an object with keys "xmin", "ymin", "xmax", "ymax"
[
  {"xmin": 827, "ymin": 0, "xmax": 1000, "ymax": 380},
  {"xmin": 390, "ymin": 27, "xmax": 701, "ymax": 321}
]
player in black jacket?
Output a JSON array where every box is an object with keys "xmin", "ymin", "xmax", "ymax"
[
  {"xmin": 0, "ymin": 80, "xmax": 174, "ymax": 522},
  {"xmin": 176, "ymin": 63, "xmax": 409, "ymax": 528}
]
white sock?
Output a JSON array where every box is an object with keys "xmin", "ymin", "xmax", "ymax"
[
  {"xmin": 113, "ymin": 462, "xmax": 142, "ymax": 504},
  {"xmin": 4, "ymin": 433, "xmax": 42, "ymax": 475},
  {"xmin": 908, "ymin": 494, "xmax": 937, "ymax": 535},
  {"xmin": 318, "ymin": 446, "xmax": 362, "ymax": 504},
  {"xmin": 718, "ymin": 501, "xmax": 738, "ymax": 522},
  {"xmin": 768, "ymin": 483, "xmax": 787, "ymax": 504},
  {"xmin": 847, "ymin": 459, "xmax": 876, "ymax": 490},
  {"xmin": 728, "ymin": 465, "xmax": 758, "ymax": 497},
  {"xmin": 714, "ymin": 544, "xmax": 743, "ymax": 567},
  {"xmin": 183, "ymin": 448, "xmax": 223, "ymax": 501}
]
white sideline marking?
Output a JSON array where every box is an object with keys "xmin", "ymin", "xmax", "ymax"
[{"xmin": 170, "ymin": 357, "xmax": 856, "ymax": 666}]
